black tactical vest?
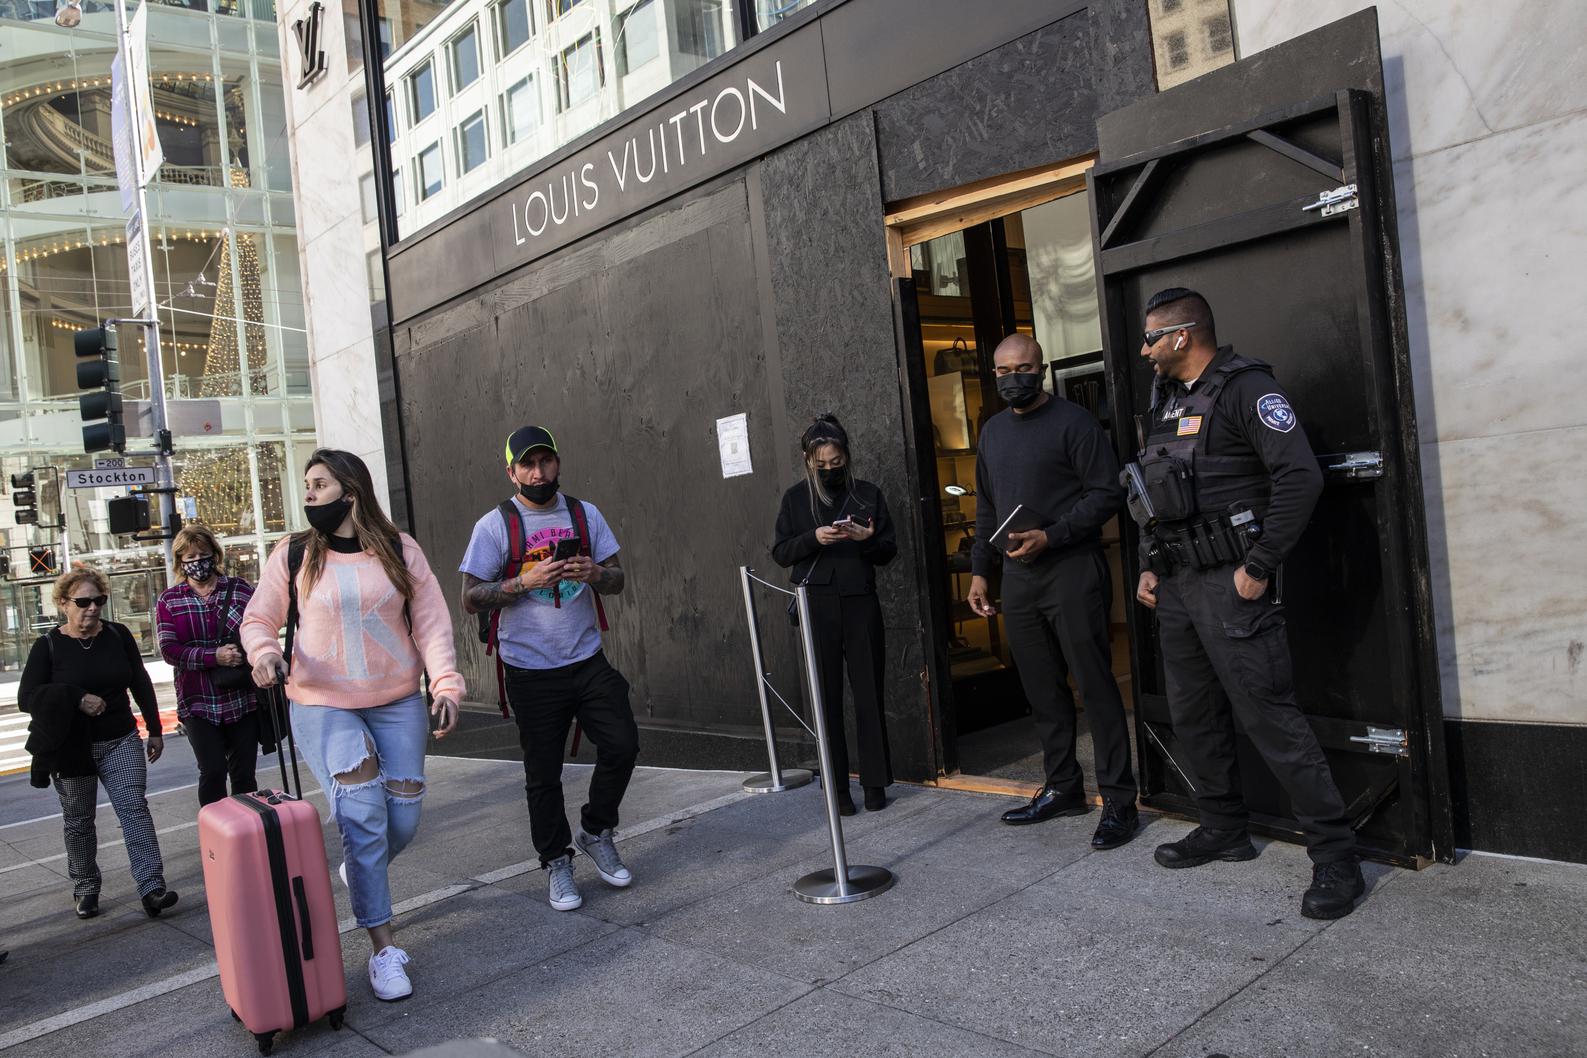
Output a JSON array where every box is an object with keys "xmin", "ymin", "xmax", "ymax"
[{"xmin": 1137, "ymin": 351, "xmax": 1272, "ymax": 523}]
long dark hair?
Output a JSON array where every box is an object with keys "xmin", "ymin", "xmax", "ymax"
[
  {"xmin": 296, "ymin": 449, "xmax": 414, "ymax": 603},
  {"xmin": 801, "ymin": 414, "xmax": 861, "ymax": 519}
]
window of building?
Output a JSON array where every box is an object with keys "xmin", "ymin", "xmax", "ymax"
[
  {"xmin": 502, "ymin": 76, "xmax": 538, "ymax": 145},
  {"xmin": 418, "ymin": 142, "xmax": 444, "ymax": 199},
  {"xmin": 1205, "ymin": 14, "xmax": 1233, "ymax": 55},
  {"xmin": 352, "ymin": 92, "xmax": 371, "ymax": 147},
  {"xmin": 450, "ymin": 23, "xmax": 482, "ymax": 93},
  {"xmin": 457, "ymin": 110, "xmax": 489, "ymax": 173},
  {"xmin": 557, "ymin": 31, "xmax": 603, "ymax": 111},
  {"xmin": 616, "ymin": 0, "xmax": 660, "ymax": 76},
  {"xmin": 495, "ymin": 0, "xmax": 532, "ymax": 57},
  {"xmin": 675, "ymin": 0, "xmax": 725, "ymax": 61},
  {"xmin": 385, "ymin": 91, "xmax": 397, "ymax": 142},
  {"xmin": 545, "ymin": 0, "xmax": 583, "ymax": 21},
  {"xmin": 360, "ymin": 172, "xmax": 378, "ymax": 222},
  {"xmin": 409, "ymin": 62, "xmax": 437, "ymax": 124},
  {"xmin": 377, "ymin": 17, "xmax": 393, "ymax": 60},
  {"xmin": 366, "ymin": 250, "xmax": 386, "ymax": 303},
  {"xmin": 1165, "ymin": 30, "xmax": 1189, "ymax": 69},
  {"xmin": 392, "ymin": 167, "xmax": 405, "ymax": 214}
]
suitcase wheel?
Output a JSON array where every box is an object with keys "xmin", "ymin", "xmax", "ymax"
[
  {"xmin": 230, "ymin": 1009, "xmax": 240, "ymax": 1023},
  {"xmin": 254, "ymin": 1031, "xmax": 276, "ymax": 1055},
  {"xmin": 328, "ymin": 1007, "xmax": 346, "ymax": 1031}
]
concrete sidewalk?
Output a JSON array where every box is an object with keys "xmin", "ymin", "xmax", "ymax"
[{"xmin": 1, "ymin": 756, "xmax": 1583, "ymax": 1058}]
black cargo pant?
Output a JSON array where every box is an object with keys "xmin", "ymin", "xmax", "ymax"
[
  {"xmin": 504, "ymin": 651, "xmax": 639, "ymax": 865},
  {"xmin": 1155, "ymin": 564, "xmax": 1355, "ymax": 863},
  {"xmin": 1001, "ymin": 548, "xmax": 1136, "ymax": 802},
  {"xmin": 806, "ymin": 590, "xmax": 893, "ymax": 790}
]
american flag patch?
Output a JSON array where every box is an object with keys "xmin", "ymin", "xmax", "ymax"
[{"xmin": 1177, "ymin": 416, "xmax": 1203, "ymax": 436}]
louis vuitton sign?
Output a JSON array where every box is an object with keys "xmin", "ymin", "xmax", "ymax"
[
  {"xmin": 293, "ymin": 1, "xmax": 329, "ymax": 89},
  {"xmin": 491, "ymin": 28, "xmax": 829, "ymax": 273}
]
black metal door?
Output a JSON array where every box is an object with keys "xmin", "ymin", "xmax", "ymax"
[{"xmin": 1087, "ymin": 12, "xmax": 1452, "ymax": 866}]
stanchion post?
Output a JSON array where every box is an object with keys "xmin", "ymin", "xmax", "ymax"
[
  {"xmin": 740, "ymin": 566, "xmax": 812, "ymax": 795},
  {"xmin": 791, "ymin": 584, "xmax": 894, "ymax": 905}
]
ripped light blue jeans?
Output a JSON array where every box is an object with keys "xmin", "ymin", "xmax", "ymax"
[{"xmin": 291, "ymin": 693, "xmax": 427, "ymax": 929}]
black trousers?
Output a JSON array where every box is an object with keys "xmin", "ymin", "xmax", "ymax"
[
  {"xmin": 504, "ymin": 651, "xmax": 639, "ymax": 865},
  {"xmin": 1155, "ymin": 564, "xmax": 1355, "ymax": 863},
  {"xmin": 186, "ymin": 710, "xmax": 260, "ymax": 807},
  {"xmin": 806, "ymin": 591, "xmax": 893, "ymax": 790},
  {"xmin": 1001, "ymin": 549, "xmax": 1136, "ymax": 801}
]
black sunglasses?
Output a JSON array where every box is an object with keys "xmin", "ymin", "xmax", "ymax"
[
  {"xmin": 71, "ymin": 595, "xmax": 108, "ymax": 609},
  {"xmin": 1143, "ymin": 321, "xmax": 1198, "ymax": 346}
]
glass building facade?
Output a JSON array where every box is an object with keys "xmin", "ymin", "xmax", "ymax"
[{"xmin": 0, "ymin": 0, "xmax": 316, "ymax": 667}]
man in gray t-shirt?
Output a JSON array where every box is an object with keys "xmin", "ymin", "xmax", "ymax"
[{"xmin": 460, "ymin": 426, "xmax": 637, "ymax": 913}]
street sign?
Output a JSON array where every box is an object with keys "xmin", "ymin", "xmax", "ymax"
[
  {"xmin": 124, "ymin": 398, "xmax": 224, "ymax": 437},
  {"xmin": 126, "ymin": 211, "xmax": 150, "ymax": 317},
  {"xmin": 94, "ymin": 457, "xmax": 126, "ymax": 469},
  {"xmin": 127, "ymin": 2, "xmax": 163, "ymax": 180},
  {"xmin": 66, "ymin": 466, "xmax": 157, "ymax": 489}
]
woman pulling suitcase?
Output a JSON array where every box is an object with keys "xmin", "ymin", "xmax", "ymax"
[{"xmin": 241, "ymin": 449, "xmax": 463, "ymax": 1002}]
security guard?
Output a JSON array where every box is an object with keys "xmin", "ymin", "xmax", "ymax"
[{"xmin": 1125, "ymin": 287, "xmax": 1363, "ymax": 920}]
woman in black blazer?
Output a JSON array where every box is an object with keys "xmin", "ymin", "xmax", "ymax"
[{"xmin": 772, "ymin": 414, "xmax": 897, "ymax": 814}]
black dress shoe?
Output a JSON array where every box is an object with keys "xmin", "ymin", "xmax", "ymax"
[
  {"xmin": 75, "ymin": 894, "xmax": 99, "ymax": 920},
  {"xmin": 1301, "ymin": 858, "xmax": 1365, "ymax": 920},
  {"xmin": 141, "ymin": 888, "xmax": 179, "ymax": 918},
  {"xmin": 835, "ymin": 789, "xmax": 857, "ymax": 817},
  {"xmin": 1153, "ymin": 826, "xmax": 1258, "ymax": 869},
  {"xmin": 1090, "ymin": 800, "xmax": 1140, "ymax": 850},
  {"xmin": 863, "ymin": 786, "xmax": 888, "ymax": 812},
  {"xmin": 1000, "ymin": 784, "xmax": 1089, "ymax": 826}
]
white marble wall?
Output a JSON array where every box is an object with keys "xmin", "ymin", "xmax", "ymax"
[
  {"xmin": 277, "ymin": 0, "xmax": 392, "ymax": 509},
  {"xmin": 1232, "ymin": 1, "xmax": 1587, "ymax": 723}
]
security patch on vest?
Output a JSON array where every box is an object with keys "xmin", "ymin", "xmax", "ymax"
[
  {"xmin": 1256, "ymin": 393, "xmax": 1297, "ymax": 433},
  {"xmin": 1176, "ymin": 416, "xmax": 1203, "ymax": 437}
]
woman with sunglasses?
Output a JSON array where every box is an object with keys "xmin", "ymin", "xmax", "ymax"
[{"xmin": 18, "ymin": 567, "xmax": 180, "ymax": 921}]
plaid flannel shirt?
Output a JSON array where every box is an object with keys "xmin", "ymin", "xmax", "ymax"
[{"xmin": 155, "ymin": 576, "xmax": 257, "ymax": 724}]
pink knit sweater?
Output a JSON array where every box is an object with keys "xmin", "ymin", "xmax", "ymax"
[{"xmin": 240, "ymin": 534, "xmax": 465, "ymax": 709}]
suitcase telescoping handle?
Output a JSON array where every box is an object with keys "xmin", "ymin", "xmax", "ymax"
[{"xmin": 260, "ymin": 681, "xmax": 304, "ymax": 801}]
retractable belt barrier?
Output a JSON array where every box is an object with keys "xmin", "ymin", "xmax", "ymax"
[{"xmin": 740, "ymin": 566, "xmax": 895, "ymax": 905}]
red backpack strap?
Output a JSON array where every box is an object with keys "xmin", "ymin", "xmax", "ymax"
[
  {"xmin": 491, "ymin": 500, "xmax": 525, "ymax": 717},
  {"xmin": 565, "ymin": 495, "xmax": 608, "ymax": 632}
]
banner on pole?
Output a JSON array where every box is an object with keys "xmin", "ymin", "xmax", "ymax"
[{"xmin": 127, "ymin": 3, "xmax": 164, "ymax": 182}]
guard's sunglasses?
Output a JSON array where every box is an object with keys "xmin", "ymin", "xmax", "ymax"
[
  {"xmin": 1143, "ymin": 321, "xmax": 1198, "ymax": 346},
  {"xmin": 71, "ymin": 595, "xmax": 108, "ymax": 608}
]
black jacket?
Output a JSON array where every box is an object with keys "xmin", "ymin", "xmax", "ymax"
[
  {"xmin": 19, "ymin": 636, "xmax": 97, "ymax": 788},
  {"xmin": 772, "ymin": 479, "xmax": 897, "ymax": 595}
]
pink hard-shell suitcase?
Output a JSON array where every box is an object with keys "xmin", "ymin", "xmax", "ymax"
[{"xmin": 198, "ymin": 687, "xmax": 346, "ymax": 1054}]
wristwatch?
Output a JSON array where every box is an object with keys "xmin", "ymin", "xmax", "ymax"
[{"xmin": 1242, "ymin": 560, "xmax": 1273, "ymax": 582}]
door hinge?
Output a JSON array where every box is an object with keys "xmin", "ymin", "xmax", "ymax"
[
  {"xmin": 1302, "ymin": 183, "xmax": 1359, "ymax": 217},
  {"xmin": 1322, "ymin": 451, "xmax": 1383, "ymax": 480},
  {"xmin": 1349, "ymin": 726, "xmax": 1408, "ymax": 757}
]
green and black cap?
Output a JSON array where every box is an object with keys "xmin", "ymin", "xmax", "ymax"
[{"xmin": 505, "ymin": 425, "xmax": 558, "ymax": 466}]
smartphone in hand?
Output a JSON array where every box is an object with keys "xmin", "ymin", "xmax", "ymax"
[{"xmin": 552, "ymin": 538, "xmax": 582, "ymax": 561}]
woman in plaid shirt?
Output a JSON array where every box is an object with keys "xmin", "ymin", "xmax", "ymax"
[{"xmin": 156, "ymin": 524, "xmax": 259, "ymax": 806}]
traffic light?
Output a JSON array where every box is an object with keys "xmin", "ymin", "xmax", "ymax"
[
  {"xmin": 10, "ymin": 471, "xmax": 38, "ymax": 525},
  {"xmin": 28, "ymin": 546, "xmax": 56, "ymax": 575},
  {"xmin": 107, "ymin": 494, "xmax": 151, "ymax": 535},
  {"xmin": 75, "ymin": 325, "xmax": 125, "ymax": 453}
]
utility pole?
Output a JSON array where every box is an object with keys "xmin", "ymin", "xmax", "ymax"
[{"xmin": 113, "ymin": 0, "xmax": 176, "ymax": 581}]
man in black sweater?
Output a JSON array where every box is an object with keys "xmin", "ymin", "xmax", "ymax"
[{"xmin": 968, "ymin": 334, "xmax": 1139, "ymax": 849}]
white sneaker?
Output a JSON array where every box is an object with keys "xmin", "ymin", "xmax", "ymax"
[
  {"xmin": 546, "ymin": 854, "xmax": 583, "ymax": 911},
  {"xmin": 337, "ymin": 861, "xmax": 348, "ymax": 889},
  {"xmin": 573, "ymin": 827, "xmax": 632, "ymax": 888},
  {"xmin": 368, "ymin": 946, "xmax": 412, "ymax": 1002}
]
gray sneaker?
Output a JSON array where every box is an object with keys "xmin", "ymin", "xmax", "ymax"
[
  {"xmin": 573, "ymin": 826, "xmax": 633, "ymax": 888},
  {"xmin": 545, "ymin": 854, "xmax": 582, "ymax": 911}
]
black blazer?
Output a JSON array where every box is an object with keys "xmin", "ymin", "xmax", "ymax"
[{"xmin": 772, "ymin": 479, "xmax": 897, "ymax": 595}]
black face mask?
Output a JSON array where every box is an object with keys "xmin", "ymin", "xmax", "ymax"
[
  {"xmin": 305, "ymin": 497, "xmax": 353, "ymax": 536},
  {"xmin": 182, "ymin": 557, "xmax": 216, "ymax": 583},
  {"xmin": 519, "ymin": 478, "xmax": 560, "ymax": 504},
  {"xmin": 816, "ymin": 466, "xmax": 849, "ymax": 492},
  {"xmin": 996, "ymin": 372, "xmax": 1043, "ymax": 408}
]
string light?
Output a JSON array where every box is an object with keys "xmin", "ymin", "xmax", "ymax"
[{"xmin": 1, "ymin": 73, "xmax": 211, "ymax": 108}]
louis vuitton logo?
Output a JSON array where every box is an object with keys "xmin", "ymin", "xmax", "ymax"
[{"xmin": 292, "ymin": 1, "xmax": 329, "ymax": 89}]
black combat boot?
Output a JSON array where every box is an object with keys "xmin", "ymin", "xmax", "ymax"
[
  {"xmin": 1301, "ymin": 858, "xmax": 1365, "ymax": 920},
  {"xmin": 1153, "ymin": 826, "xmax": 1258, "ymax": 868}
]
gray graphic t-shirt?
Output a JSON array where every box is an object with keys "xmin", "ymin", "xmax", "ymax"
[{"xmin": 459, "ymin": 495, "xmax": 619, "ymax": 670}]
